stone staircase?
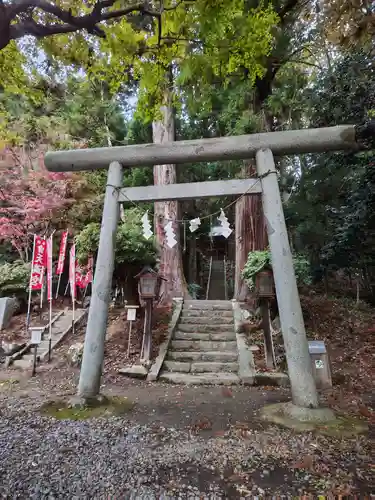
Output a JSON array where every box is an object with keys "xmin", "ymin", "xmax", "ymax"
[
  {"xmin": 12, "ymin": 308, "xmax": 86, "ymax": 370},
  {"xmin": 159, "ymin": 300, "xmax": 240, "ymax": 384},
  {"xmin": 207, "ymin": 259, "xmax": 226, "ymax": 300}
]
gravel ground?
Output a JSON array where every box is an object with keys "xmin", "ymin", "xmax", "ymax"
[{"xmin": 0, "ymin": 371, "xmax": 374, "ymax": 498}]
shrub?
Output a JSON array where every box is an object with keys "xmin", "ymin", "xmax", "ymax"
[
  {"xmin": 75, "ymin": 207, "xmax": 156, "ymax": 267},
  {"xmin": 187, "ymin": 283, "xmax": 201, "ymax": 299},
  {"xmin": 0, "ymin": 260, "xmax": 31, "ymax": 299},
  {"xmin": 242, "ymin": 249, "xmax": 312, "ymax": 290}
]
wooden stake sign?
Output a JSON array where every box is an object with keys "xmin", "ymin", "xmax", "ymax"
[
  {"xmin": 125, "ymin": 305, "xmax": 139, "ymax": 357},
  {"xmin": 30, "ymin": 326, "xmax": 43, "ymax": 377},
  {"xmin": 141, "ymin": 299, "xmax": 153, "ymax": 363}
]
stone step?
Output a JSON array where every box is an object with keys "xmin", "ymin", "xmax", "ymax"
[
  {"xmin": 179, "ymin": 316, "xmax": 233, "ymax": 325},
  {"xmin": 10, "ymin": 309, "xmax": 87, "ymax": 370},
  {"xmin": 164, "ymin": 361, "xmax": 191, "ymax": 373},
  {"xmin": 179, "ymin": 318, "xmax": 234, "ymax": 327},
  {"xmin": 183, "ymin": 301, "xmax": 232, "ymax": 311},
  {"xmin": 181, "ymin": 309, "xmax": 233, "ymax": 318},
  {"xmin": 168, "ymin": 351, "xmax": 237, "ymax": 362},
  {"xmin": 38, "ymin": 341, "xmax": 57, "ymax": 352},
  {"xmin": 178, "ymin": 324, "xmax": 234, "ymax": 334},
  {"xmin": 22, "ymin": 353, "xmax": 40, "ymax": 361},
  {"xmin": 159, "ymin": 372, "xmax": 241, "ymax": 385},
  {"xmin": 171, "ymin": 340, "xmax": 237, "ymax": 351},
  {"xmin": 163, "ymin": 360, "xmax": 238, "ymax": 373},
  {"xmin": 13, "ymin": 359, "xmax": 33, "ymax": 369},
  {"xmin": 191, "ymin": 362, "xmax": 238, "ymax": 373},
  {"xmin": 174, "ymin": 331, "xmax": 236, "ymax": 341}
]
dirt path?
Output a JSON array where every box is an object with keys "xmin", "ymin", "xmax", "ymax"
[
  {"xmin": 1, "ymin": 366, "xmax": 289, "ymax": 432},
  {"xmin": 0, "ymin": 366, "xmax": 374, "ymax": 496}
]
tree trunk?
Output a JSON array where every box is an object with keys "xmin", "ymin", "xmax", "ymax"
[
  {"xmin": 233, "ymin": 85, "xmax": 274, "ymax": 303},
  {"xmin": 152, "ymin": 100, "xmax": 189, "ymax": 304},
  {"xmin": 188, "ymin": 236, "xmax": 197, "ymax": 284},
  {"xmin": 234, "ymin": 161, "xmax": 268, "ymax": 301}
]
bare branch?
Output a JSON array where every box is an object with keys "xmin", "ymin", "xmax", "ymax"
[
  {"xmin": 0, "ymin": 0, "xmax": 166, "ymax": 51},
  {"xmin": 9, "ymin": 20, "xmax": 82, "ymax": 41},
  {"xmin": 8, "ymin": 0, "xmax": 77, "ymax": 20},
  {"xmin": 277, "ymin": 0, "xmax": 302, "ymax": 20},
  {"xmin": 163, "ymin": 0, "xmax": 185, "ymax": 11},
  {"xmin": 286, "ymin": 59, "xmax": 323, "ymax": 70},
  {"xmin": 101, "ymin": 5, "xmax": 161, "ymax": 21}
]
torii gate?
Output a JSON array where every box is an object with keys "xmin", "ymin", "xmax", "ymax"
[{"xmin": 45, "ymin": 122, "xmax": 374, "ymax": 411}]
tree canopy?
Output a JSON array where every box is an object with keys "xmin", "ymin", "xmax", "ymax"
[{"xmin": 0, "ymin": 0, "xmax": 374, "ymax": 302}]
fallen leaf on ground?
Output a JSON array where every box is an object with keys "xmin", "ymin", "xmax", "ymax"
[
  {"xmin": 221, "ymin": 387, "xmax": 233, "ymax": 398},
  {"xmin": 292, "ymin": 455, "xmax": 314, "ymax": 471},
  {"xmin": 214, "ymin": 430, "xmax": 226, "ymax": 437},
  {"xmin": 358, "ymin": 404, "xmax": 373, "ymax": 418},
  {"xmin": 234, "ymin": 421, "xmax": 250, "ymax": 430},
  {"xmin": 192, "ymin": 416, "xmax": 212, "ymax": 431}
]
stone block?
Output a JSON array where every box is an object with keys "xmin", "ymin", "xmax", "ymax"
[
  {"xmin": 13, "ymin": 359, "xmax": 33, "ymax": 370},
  {"xmin": 118, "ymin": 364, "xmax": 148, "ymax": 379},
  {"xmin": 174, "ymin": 331, "xmax": 210, "ymax": 341},
  {"xmin": 179, "ymin": 316, "xmax": 233, "ymax": 325},
  {"xmin": 1, "ymin": 340, "xmax": 26, "ymax": 356},
  {"xmin": 171, "ymin": 340, "xmax": 237, "ymax": 351},
  {"xmin": 168, "ymin": 351, "xmax": 237, "ymax": 362},
  {"xmin": 163, "ymin": 360, "xmax": 191, "ymax": 372},
  {"xmin": 178, "ymin": 324, "xmax": 234, "ymax": 334},
  {"xmin": 190, "ymin": 361, "xmax": 238, "ymax": 373},
  {"xmin": 159, "ymin": 372, "xmax": 240, "ymax": 385},
  {"xmin": 0, "ymin": 297, "xmax": 18, "ymax": 330},
  {"xmin": 66, "ymin": 342, "xmax": 84, "ymax": 367},
  {"xmin": 181, "ymin": 310, "xmax": 233, "ymax": 318},
  {"xmin": 254, "ymin": 372, "xmax": 289, "ymax": 387}
]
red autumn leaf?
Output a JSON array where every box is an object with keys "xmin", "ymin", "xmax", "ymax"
[
  {"xmin": 358, "ymin": 404, "xmax": 373, "ymax": 418},
  {"xmin": 222, "ymin": 387, "xmax": 233, "ymax": 398},
  {"xmin": 214, "ymin": 430, "xmax": 226, "ymax": 437},
  {"xmin": 0, "ymin": 147, "xmax": 74, "ymax": 259},
  {"xmin": 193, "ymin": 416, "xmax": 212, "ymax": 431},
  {"xmin": 292, "ymin": 455, "xmax": 314, "ymax": 470}
]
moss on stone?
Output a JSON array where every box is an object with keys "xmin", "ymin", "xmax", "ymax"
[
  {"xmin": 314, "ymin": 415, "xmax": 369, "ymax": 438},
  {"xmin": 0, "ymin": 378, "xmax": 19, "ymax": 389},
  {"xmin": 260, "ymin": 402, "xmax": 368, "ymax": 437},
  {"xmin": 40, "ymin": 396, "xmax": 134, "ymax": 420}
]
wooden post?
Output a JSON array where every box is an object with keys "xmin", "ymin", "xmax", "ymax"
[
  {"xmin": 32, "ymin": 345, "xmax": 37, "ymax": 377},
  {"xmin": 127, "ymin": 320, "xmax": 133, "ymax": 355},
  {"xmin": 26, "ymin": 234, "xmax": 37, "ymax": 331},
  {"xmin": 39, "ymin": 276, "xmax": 44, "ymax": 321},
  {"xmin": 30, "ymin": 327, "xmax": 43, "ymax": 377},
  {"xmin": 125, "ymin": 305, "xmax": 139, "ymax": 356},
  {"xmin": 260, "ymin": 298, "xmax": 276, "ymax": 370},
  {"xmin": 141, "ymin": 299, "xmax": 153, "ymax": 362}
]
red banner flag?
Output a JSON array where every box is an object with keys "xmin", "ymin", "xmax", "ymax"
[
  {"xmin": 31, "ymin": 236, "xmax": 47, "ymax": 290},
  {"xmin": 85, "ymin": 256, "xmax": 94, "ymax": 286},
  {"xmin": 47, "ymin": 235, "xmax": 53, "ymax": 301},
  {"xmin": 56, "ymin": 231, "xmax": 68, "ymax": 275},
  {"xmin": 75, "ymin": 261, "xmax": 86, "ymax": 289},
  {"xmin": 69, "ymin": 244, "xmax": 76, "ymax": 300}
]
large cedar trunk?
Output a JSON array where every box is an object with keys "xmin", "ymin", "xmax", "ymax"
[
  {"xmin": 233, "ymin": 87, "xmax": 274, "ymax": 302},
  {"xmin": 152, "ymin": 102, "xmax": 189, "ymax": 304},
  {"xmin": 188, "ymin": 236, "xmax": 197, "ymax": 284},
  {"xmin": 234, "ymin": 162, "xmax": 268, "ymax": 301}
]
